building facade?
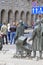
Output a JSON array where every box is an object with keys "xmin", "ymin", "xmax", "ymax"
[{"xmin": 0, "ymin": 0, "xmax": 32, "ymax": 26}]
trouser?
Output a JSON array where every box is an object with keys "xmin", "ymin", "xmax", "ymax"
[
  {"xmin": 2, "ymin": 34, "xmax": 8, "ymax": 44},
  {"xmin": 8, "ymin": 31, "xmax": 10, "ymax": 42},
  {"xmin": 34, "ymin": 51, "xmax": 42, "ymax": 58},
  {"xmin": 10, "ymin": 32, "xmax": 16, "ymax": 44}
]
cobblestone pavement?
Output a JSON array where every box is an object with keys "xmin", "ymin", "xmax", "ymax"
[
  {"xmin": 0, "ymin": 45, "xmax": 43, "ymax": 65},
  {"xmin": 0, "ymin": 29, "xmax": 42, "ymax": 65},
  {"xmin": 0, "ymin": 30, "xmax": 43, "ymax": 65}
]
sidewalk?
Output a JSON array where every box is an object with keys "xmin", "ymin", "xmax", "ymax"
[
  {"xmin": 0, "ymin": 55, "xmax": 43, "ymax": 65},
  {"xmin": 0, "ymin": 45, "xmax": 43, "ymax": 65}
]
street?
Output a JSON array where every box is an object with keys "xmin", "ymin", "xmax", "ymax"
[
  {"xmin": 0, "ymin": 29, "xmax": 43, "ymax": 65},
  {"xmin": 0, "ymin": 44, "xmax": 43, "ymax": 65}
]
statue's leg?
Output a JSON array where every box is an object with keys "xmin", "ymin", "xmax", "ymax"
[
  {"xmin": 16, "ymin": 45, "xmax": 19, "ymax": 55},
  {"xmin": 33, "ymin": 51, "xmax": 36, "ymax": 58},
  {"xmin": 39, "ymin": 51, "xmax": 42, "ymax": 59}
]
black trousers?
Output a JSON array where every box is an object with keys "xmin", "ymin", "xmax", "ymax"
[{"xmin": 2, "ymin": 34, "xmax": 8, "ymax": 44}]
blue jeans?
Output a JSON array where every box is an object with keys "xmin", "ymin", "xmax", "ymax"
[{"xmin": 10, "ymin": 32, "xmax": 16, "ymax": 44}]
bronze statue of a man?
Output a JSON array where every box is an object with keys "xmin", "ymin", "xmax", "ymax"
[{"xmin": 29, "ymin": 15, "xmax": 43, "ymax": 59}]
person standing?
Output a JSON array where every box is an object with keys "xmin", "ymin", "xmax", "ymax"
[
  {"xmin": 7, "ymin": 23, "xmax": 11, "ymax": 43},
  {"xmin": 1, "ymin": 22, "xmax": 8, "ymax": 44},
  {"xmin": 10, "ymin": 22, "xmax": 16, "ymax": 44}
]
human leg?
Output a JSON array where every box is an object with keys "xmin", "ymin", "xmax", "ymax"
[
  {"xmin": 2, "ymin": 35, "xmax": 5, "ymax": 44},
  {"xmin": 5, "ymin": 35, "xmax": 8, "ymax": 44}
]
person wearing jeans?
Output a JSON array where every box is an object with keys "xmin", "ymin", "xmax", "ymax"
[{"xmin": 10, "ymin": 25, "xmax": 16, "ymax": 44}]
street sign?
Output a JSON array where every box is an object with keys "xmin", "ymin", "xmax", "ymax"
[{"xmin": 32, "ymin": 6, "xmax": 43, "ymax": 14}]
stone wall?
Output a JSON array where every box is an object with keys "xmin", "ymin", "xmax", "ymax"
[{"xmin": 0, "ymin": 0, "xmax": 32, "ymax": 26}]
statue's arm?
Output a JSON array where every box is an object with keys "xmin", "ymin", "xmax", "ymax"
[{"xmin": 29, "ymin": 30, "xmax": 36, "ymax": 41}]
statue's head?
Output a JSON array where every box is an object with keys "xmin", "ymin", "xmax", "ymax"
[{"xmin": 19, "ymin": 20, "xmax": 23, "ymax": 25}]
